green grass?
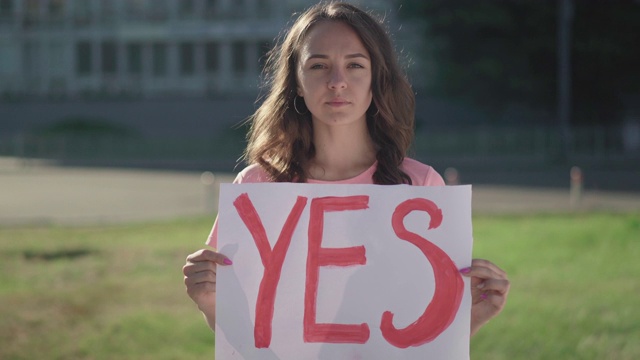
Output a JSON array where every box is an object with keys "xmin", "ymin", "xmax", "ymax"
[
  {"xmin": 471, "ymin": 213, "xmax": 640, "ymax": 359},
  {"xmin": 1, "ymin": 213, "xmax": 639, "ymax": 359},
  {"xmin": 0, "ymin": 217, "xmax": 216, "ymax": 360}
]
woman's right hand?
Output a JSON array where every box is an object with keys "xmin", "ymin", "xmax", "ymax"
[{"xmin": 182, "ymin": 249, "xmax": 233, "ymax": 327}]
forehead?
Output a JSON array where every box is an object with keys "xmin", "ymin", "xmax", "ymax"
[{"xmin": 300, "ymin": 20, "xmax": 368, "ymax": 57}]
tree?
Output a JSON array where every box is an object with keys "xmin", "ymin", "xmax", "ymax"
[{"xmin": 400, "ymin": 0, "xmax": 640, "ymax": 126}]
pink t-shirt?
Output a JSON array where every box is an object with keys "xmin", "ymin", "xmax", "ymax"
[{"xmin": 206, "ymin": 157, "xmax": 444, "ymax": 248}]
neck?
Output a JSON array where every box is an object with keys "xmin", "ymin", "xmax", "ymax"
[{"xmin": 308, "ymin": 122, "xmax": 376, "ymax": 181}]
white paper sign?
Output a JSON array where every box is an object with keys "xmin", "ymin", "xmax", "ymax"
[{"xmin": 216, "ymin": 183, "xmax": 473, "ymax": 360}]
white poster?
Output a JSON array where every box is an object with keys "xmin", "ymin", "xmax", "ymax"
[{"xmin": 216, "ymin": 183, "xmax": 473, "ymax": 359}]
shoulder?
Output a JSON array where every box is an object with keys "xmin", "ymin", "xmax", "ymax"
[
  {"xmin": 400, "ymin": 158, "xmax": 445, "ymax": 186},
  {"xmin": 233, "ymin": 164, "xmax": 273, "ymax": 183}
]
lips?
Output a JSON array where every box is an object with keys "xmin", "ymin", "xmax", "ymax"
[{"xmin": 326, "ymin": 98, "xmax": 350, "ymax": 106}]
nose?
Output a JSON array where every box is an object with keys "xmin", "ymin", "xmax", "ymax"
[{"xmin": 327, "ymin": 67, "xmax": 347, "ymax": 90}]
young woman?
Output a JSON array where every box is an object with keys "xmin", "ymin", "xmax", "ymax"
[{"xmin": 183, "ymin": 2, "xmax": 509, "ymax": 338}]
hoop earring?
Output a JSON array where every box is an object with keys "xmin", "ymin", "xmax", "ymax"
[
  {"xmin": 294, "ymin": 96, "xmax": 308, "ymax": 115},
  {"xmin": 369, "ymin": 106, "xmax": 380, "ymax": 117}
]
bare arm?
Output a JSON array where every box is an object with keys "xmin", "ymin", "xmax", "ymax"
[
  {"xmin": 460, "ymin": 258, "xmax": 510, "ymax": 336},
  {"xmin": 183, "ymin": 249, "xmax": 233, "ymax": 331}
]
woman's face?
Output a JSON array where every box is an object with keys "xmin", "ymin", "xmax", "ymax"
[{"xmin": 296, "ymin": 21, "xmax": 372, "ymax": 129}]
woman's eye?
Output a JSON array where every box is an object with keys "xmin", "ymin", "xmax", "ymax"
[
  {"xmin": 310, "ymin": 64, "xmax": 325, "ymax": 69},
  {"xmin": 348, "ymin": 63, "xmax": 364, "ymax": 69}
]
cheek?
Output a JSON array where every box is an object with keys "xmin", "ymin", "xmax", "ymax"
[
  {"xmin": 353, "ymin": 72, "xmax": 372, "ymax": 87},
  {"xmin": 298, "ymin": 76, "xmax": 324, "ymax": 97},
  {"xmin": 355, "ymin": 76, "xmax": 373, "ymax": 97}
]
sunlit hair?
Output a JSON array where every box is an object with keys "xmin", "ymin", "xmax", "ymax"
[{"xmin": 243, "ymin": 2, "xmax": 414, "ymax": 184}]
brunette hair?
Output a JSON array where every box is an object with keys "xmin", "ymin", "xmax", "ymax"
[{"xmin": 243, "ymin": 2, "xmax": 414, "ymax": 184}]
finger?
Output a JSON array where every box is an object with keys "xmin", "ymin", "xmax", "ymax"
[
  {"xmin": 182, "ymin": 261, "xmax": 213, "ymax": 277},
  {"xmin": 476, "ymin": 278, "xmax": 511, "ymax": 295},
  {"xmin": 186, "ymin": 249, "xmax": 224, "ymax": 263},
  {"xmin": 461, "ymin": 265, "xmax": 506, "ymax": 281},
  {"xmin": 186, "ymin": 249, "xmax": 232, "ymax": 266},
  {"xmin": 480, "ymin": 291, "xmax": 508, "ymax": 311},
  {"xmin": 461, "ymin": 260, "xmax": 508, "ymax": 280},
  {"xmin": 184, "ymin": 270, "xmax": 216, "ymax": 286},
  {"xmin": 183, "ymin": 260, "xmax": 217, "ymax": 277},
  {"xmin": 471, "ymin": 259, "xmax": 507, "ymax": 277},
  {"xmin": 183, "ymin": 262, "xmax": 217, "ymax": 279}
]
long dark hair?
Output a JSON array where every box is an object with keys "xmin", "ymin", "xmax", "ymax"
[{"xmin": 244, "ymin": 2, "xmax": 414, "ymax": 184}]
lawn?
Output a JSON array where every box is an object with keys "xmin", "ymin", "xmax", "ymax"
[{"xmin": 1, "ymin": 213, "xmax": 638, "ymax": 359}]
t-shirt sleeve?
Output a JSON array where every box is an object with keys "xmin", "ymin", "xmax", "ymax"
[
  {"xmin": 205, "ymin": 172, "xmax": 242, "ymax": 248},
  {"xmin": 205, "ymin": 164, "xmax": 270, "ymax": 248},
  {"xmin": 423, "ymin": 166, "xmax": 446, "ymax": 186},
  {"xmin": 401, "ymin": 158, "xmax": 446, "ymax": 186}
]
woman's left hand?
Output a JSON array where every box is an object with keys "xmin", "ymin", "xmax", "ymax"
[{"xmin": 460, "ymin": 258, "xmax": 510, "ymax": 336}]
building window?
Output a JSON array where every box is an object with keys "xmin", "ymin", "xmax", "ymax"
[
  {"xmin": 0, "ymin": 45, "xmax": 10, "ymax": 76},
  {"xmin": 204, "ymin": 0, "xmax": 217, "ymax": 18},
  {"xmin": 180, "ymin": 42, "xmax": 195, "ymax": 76},
  {"xmin": 24, "ymin": 0, "xmax": 40, "ymax": 28},
  {"xmin": 230, "ymin": 0, "xmax": 245, "ymax": 17},
  {"xmin": 100, "ymin": 0, "xmax": 115, "ymax": 23},
  {"xmin": 23, "ymin": 41, "xmax": 39, "ymax": 71},
  {"xmin": 76, "ymin": 41, "xmax": 92, "ymax": 76},
  {"xmin": 101, "ymin": 41, "xmax": 117, "ymax": 74},
  {"xmin": 149, "ymin": 0, "xmax": 169, "ymax": 22},
  {"xmin": 73, "ymin": 0, "xmax": 92, "ymax": 27},
  {"xmin": 124, "ymin": 0, "xmax": 146, "ymax": 21},
  {"xmin": 205, "ymin": 42, "xmax": 219, "ymax": 73},
  {"xmin": 127, "ymin": 43, "xmax": 142, "ymax": 75},
  {"xmin": 0, "ymin": 0, "xmax": 13, "ymax": 13},
  {"xmin": 48, "ymin": 0, "xmax": 65, "ymax": 17},
  {"xmin": 0, "ymin": 0, "xmax": 12, "ymax": 26},
  {"xmin": 232, "ymin": 41, "xmax": 246, "ymax": 74},
  {"xmin": 23, "ymin": 42, "xmax": 41, "ymax": 89},
  {"xmin": 152, "ymin": 43, "xmax": 167, "ymax": 76},
  {"xmin": 178, "ymin": 0, "xmax": 195, "ymax": 17},
  {"xmin": 49, "ymin": 42, "xmax": 65, "ymax": 75}
]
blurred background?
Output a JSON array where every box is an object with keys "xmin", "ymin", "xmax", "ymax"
[
  {"xmin": 0, "ymin": 0, "xmax": 638, "ymax": 190},
  {"xmin": 1, "ymin": 2, "xmax": 639, "ymax": 359}
]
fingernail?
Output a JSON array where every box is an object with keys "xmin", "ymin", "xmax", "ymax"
[
  {"xmin": 223, "ymin": 258, "xmax": 233, "ymax": 265},
  {"xmin": 480, "ymin": 293, "xmax": 488, "ymax": 300},
  {"xmin": 477, "ymin": 282, "xmax": 485, "ymax": 289},
  {"xmin": 460, "ymin": 267, "xmax": 471, "ymax": 274}
]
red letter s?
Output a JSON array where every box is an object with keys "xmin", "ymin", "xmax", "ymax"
[{"xmin": 380, "ymin": 198, "xmax": 464, "ymax": 348}]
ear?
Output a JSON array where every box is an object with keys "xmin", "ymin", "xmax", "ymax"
[{"xmin": 296, "ymin": 86, "xmax": 303, "ymax": 97}]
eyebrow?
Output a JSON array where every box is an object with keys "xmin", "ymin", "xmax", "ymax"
[{"xmin": 305, "ymin": 53, "xmax": 370, "ymax": 61}]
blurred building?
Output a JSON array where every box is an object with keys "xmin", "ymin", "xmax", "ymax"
[
  {"xmin": 0, "ymin": 0, "xmax": 399, "ymax": 99},
  {"xmin": 0, "ymin": 0, "xmax": 433, "ymax": 153},
  {"xmin": 0, "ymin": 0, "xmax": 298, "ymax": 98},
  {"xmin": 0, "ymin": 0, "xmax": 293, "ymax": 98}
]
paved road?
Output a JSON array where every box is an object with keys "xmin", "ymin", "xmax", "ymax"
[{"xmin": 1, "ymin": 157, "xmax": 638, "ymax": 226}]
